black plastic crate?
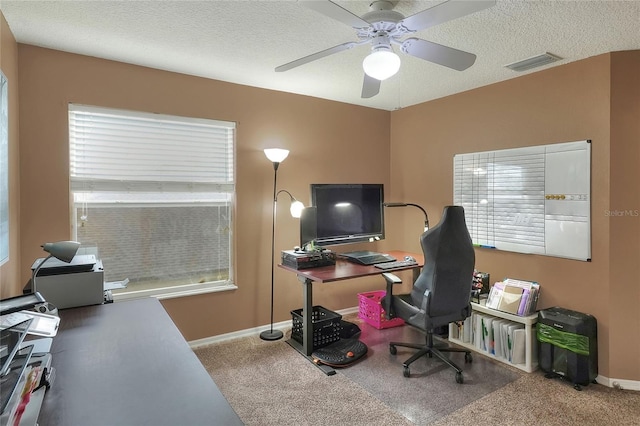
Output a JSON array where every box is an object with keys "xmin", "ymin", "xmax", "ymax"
[{"xmin": 291, "ymin": 305, "xmax": 342, "ymax": 350}]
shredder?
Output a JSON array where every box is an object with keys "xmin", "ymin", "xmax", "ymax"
[{"xmin": 537, "ymin": 307, "xmax": 598, "ymax": 390}]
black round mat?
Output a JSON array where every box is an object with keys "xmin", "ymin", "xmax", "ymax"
[{"xmin": 312, "ymin": 338, "xmax": 368, "ymax": 367}]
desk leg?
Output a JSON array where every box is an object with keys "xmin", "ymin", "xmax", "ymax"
[
  {"xmin": 302, "ymin": 277, "xmax": 313, "ymax": 356},
  {"xmin": 285, "ymin": 276, "xmax": 336, "ymax": 376}
]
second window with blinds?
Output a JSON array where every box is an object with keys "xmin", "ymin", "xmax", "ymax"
[{"xmin": 69, "ymin": 104, "xmax": 236, "ymax": 299}]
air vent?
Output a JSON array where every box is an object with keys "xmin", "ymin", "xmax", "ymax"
[{"xmin": 505, "ymin": 52, "xmax": 562, "ymax": 72}]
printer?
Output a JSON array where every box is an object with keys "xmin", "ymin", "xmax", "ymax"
[{"xmin": 26, "ymin": 254, "xmax": 105, "ymax": 309}]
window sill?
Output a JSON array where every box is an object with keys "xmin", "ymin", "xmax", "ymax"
[{"xmin": 112, "ymin": 282, "xmax": 238, "ymax": 302}]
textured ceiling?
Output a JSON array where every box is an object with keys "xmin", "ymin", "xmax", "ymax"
[{"xmin": 1, "ymin": 0, "xmax": 639, "ymax": 111}]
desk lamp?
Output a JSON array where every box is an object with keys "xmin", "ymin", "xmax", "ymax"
[
  {"xmin": 261, "ymin": 149, "xmax": 304, "ymax": 341},
  {"xmin": 384, "ymin": 202, "xmax": 429, "ymax": 231},
  {"xmin": 31, "ymin": 241, "xmax": 81, "ymax": 294}
]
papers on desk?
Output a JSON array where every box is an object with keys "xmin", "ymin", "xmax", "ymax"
[
  {"xmin": 0, "ymin": 311, "xmax": 60, "ymax": 337},
  {"xmin": 104, "ymin": 278, "xmax": 129, "ymax": 290}
]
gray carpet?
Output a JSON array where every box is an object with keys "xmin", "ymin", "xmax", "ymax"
[
  {"xmin": 194, "ymin": 329, "xmax": 412, "ymax": 426},
  {"xmin": 194, "ymin": 315, "xmax": 522, "ymax": 425}
]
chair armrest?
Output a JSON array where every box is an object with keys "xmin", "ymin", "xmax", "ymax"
[{"xmin": 382, "ymin": 272, "xmax": 402, "ymax": 319}]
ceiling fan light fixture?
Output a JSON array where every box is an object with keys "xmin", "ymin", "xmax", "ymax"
[{"xmin": 362, "ymin": 47, "xmax": 400, "ymax": 81}]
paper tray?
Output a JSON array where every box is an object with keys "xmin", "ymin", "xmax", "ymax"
[{"xmin": 0, "ymin": 311, "xmax": 60, "ymax": 337}]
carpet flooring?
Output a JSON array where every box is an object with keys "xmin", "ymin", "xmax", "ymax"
[{"xmin": 194, "ymin": 316, "xmax": 640, "ymax": 425}]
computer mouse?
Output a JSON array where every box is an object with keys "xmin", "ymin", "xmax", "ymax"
[{"xmin": 404, "ymin": 256, "xmax": 416, "ymax": 262}]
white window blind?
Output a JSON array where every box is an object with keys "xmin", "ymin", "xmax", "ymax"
[
  {"xmin": 69, "ymin": 104, "xmax": 235, "ymax": 193},
  {"xmin": 69, "ymin": 104, "xmax": 236, "ymax": 297}
]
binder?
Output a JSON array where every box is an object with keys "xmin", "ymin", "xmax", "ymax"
[
  {"xmin": 511, "ymin": 328, "xmax": 526, "ymax": 364},
  {"xmin": 500, "ymin": 322, "xmax": 510, "ymax": 359},
  {"xmin": 473, "ymin": 313, "xmax": 485, "ymax": 350},
  {"xmin": 492, "ymin": 319, "xmax": 508, "ymax": 360},
  {"xmin": 462, "ymin": 315, "xmax": 472, "ymax": 343},
  {"xmin": 483, "ymin": 316, "xmax": 494, "ymax": 354},
  {"xmin": 506, "ymin": 323, "xmax": 525, "ymax": 362}
]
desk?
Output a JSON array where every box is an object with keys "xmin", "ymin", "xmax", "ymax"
[
  {"xmin": 279, "ymin": 250, "xmax": 423, "ymax": 375},
  {"xmin": 38, "ymin": 298, "xmax": 242, "ymax": 426}
]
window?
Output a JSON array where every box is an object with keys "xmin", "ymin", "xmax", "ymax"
[
  {"xmin": 0, "ymin": 72, "xmax": 8, "ymax": 266},
  {"xmin": 69, "ymin": 105, "xmax": 236, "ymax": 299}
]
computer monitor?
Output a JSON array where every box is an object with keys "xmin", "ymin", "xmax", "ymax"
[{"xmin": 307, "ymin": 183, "xmax": 385, "ymax": 247}]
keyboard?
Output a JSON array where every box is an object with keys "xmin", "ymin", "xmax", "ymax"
[
  {"xmin": 341, "ymin": 251, "xmax": 396, "ymax": 265},
  {"xmin": 373, "ymin": 260, "xmax": 418, "ymax": 270}
]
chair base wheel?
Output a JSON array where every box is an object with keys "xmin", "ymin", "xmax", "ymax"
[
  {"xmin": 389, "ymin": 344, "xmax": 397, "ymax": 355},
  {"xmin": 456, "ymin": 372, "xmax": 464, "ymax": 384},
  {"xmin": 403, "ymin": 365, "xmax": 410, "ymax": 378},
  {"xmin": 465, "ymin": 352, "xmax": 473, "ymax": 363}
]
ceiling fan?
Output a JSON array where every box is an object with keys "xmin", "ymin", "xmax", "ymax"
[{"xmin": 275, "ymin": 0, "xmax": 496, "ymax": 98}]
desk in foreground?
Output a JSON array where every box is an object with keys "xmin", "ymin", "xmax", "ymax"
[{"xmin": 38, "ymin": 298, "xmax": 242, "ymax": 426}]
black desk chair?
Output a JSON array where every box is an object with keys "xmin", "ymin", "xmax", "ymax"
[{"xmin": 382, "ymin": 205, "xmax": 475, "ymax": 383}]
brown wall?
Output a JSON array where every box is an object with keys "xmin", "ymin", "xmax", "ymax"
[
  {"xmin": 14, "ymin": 45, "xmax": 391, "ymax": 341},
  {"xmin": 0, "ymin": 13, "xmax": 21, "ymax": 300},
  {"xmin": 388, "ymin": 52, "xmax": 640, "ymax": 381},
  {"xmin": 608, "ymin": 51, "xmax": 640, "ymax": 381},
  {"xmin": 3, "ymin": 9, "xmax": 638, "ymax": 382}
]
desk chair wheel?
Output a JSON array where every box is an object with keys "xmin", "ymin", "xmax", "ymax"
[
  {"xmin": 403, "ymin": 365, "xmax": 410, "ymax": 378},
  {"xmin": 456, "ymin": 371, "xmax": 464, "ymax": 384},
  {"xmin": 389, "ymin": 344, "xmax": 397, "ymax": 355},
  {"xmin": 465, "ymin": 352, "xmax": 473, "ymax": 363}
]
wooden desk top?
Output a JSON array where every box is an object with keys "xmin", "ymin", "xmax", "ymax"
[
  {"xmin": 279, "ymin": 250, "xmax": 423, "ymax": 283},
  {"xmin": 38, "ymin": 298, "xmax": 242, "ymax": 426}
]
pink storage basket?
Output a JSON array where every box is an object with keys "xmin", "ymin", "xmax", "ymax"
[{"xmin": 358, "ymin": 290, "xmax": 405, "ymax": 329}]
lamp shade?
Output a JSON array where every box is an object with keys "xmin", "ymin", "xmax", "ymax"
[
  {"xmin": 42, "ymin": 241, "xmax": 81, "ymax": 263},
  {"xmin": 290, "ymin": 200, "xmax": 305, "ymax": 218},
  {"xmin": 363, "ymin": 47, "xmax": 401, "ymax": 81},
  {"xmin": 264, "ymin": 148, "xmax": 289, "ymax": 163}
]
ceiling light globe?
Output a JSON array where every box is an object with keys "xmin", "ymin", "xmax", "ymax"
[{"xmin": 363, "ymin": 49, "xmax": 401, "ymax": 81}]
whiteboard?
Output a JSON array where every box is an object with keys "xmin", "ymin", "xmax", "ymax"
[{"xmin": 453, "ymin": 140, "xmax": 591, "ymax": 261}]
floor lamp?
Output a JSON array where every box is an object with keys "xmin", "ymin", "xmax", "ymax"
[
  {"xmin": 31, "ymin": 240, "xmax": 81, "ymax": 294},
  {"xmin": 261, "ymin": 149, "xmax": 305, "ymax": 341},
  {"xmin": 383, "ymin": 202, "xmax": 430, "ymax": 231}
]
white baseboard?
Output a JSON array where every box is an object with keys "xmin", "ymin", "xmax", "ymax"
[
  {"xmin": 188, "ymin": 306, "xmax": 359, "ymax": 349},
  {"xmin": 596, "ymin": 375, "xmax": 640, "ymax": 391}
]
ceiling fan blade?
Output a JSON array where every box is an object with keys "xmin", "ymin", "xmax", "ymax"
[
  {"xmin": 299, "ymin": 0, "xmax": 370, "ymax": 29},
  {"xmin": 399, "ymin": 0, "xmax": 495, "ymax": 32},
  {"xmin": 402, "ymin": 38, "xmax": 476, "ymax": 71},
  {"xmin": 361, "ymin": 74, "xmax": 381, "ymax": 99},
  {"xmin": 275, "ymin": 42, "xmax": 356, "ymax": 72}
]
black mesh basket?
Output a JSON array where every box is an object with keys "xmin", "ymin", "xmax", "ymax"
[{"xmin": 291, "ymin": 305, "xmax": 342, "ymax": 350}]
